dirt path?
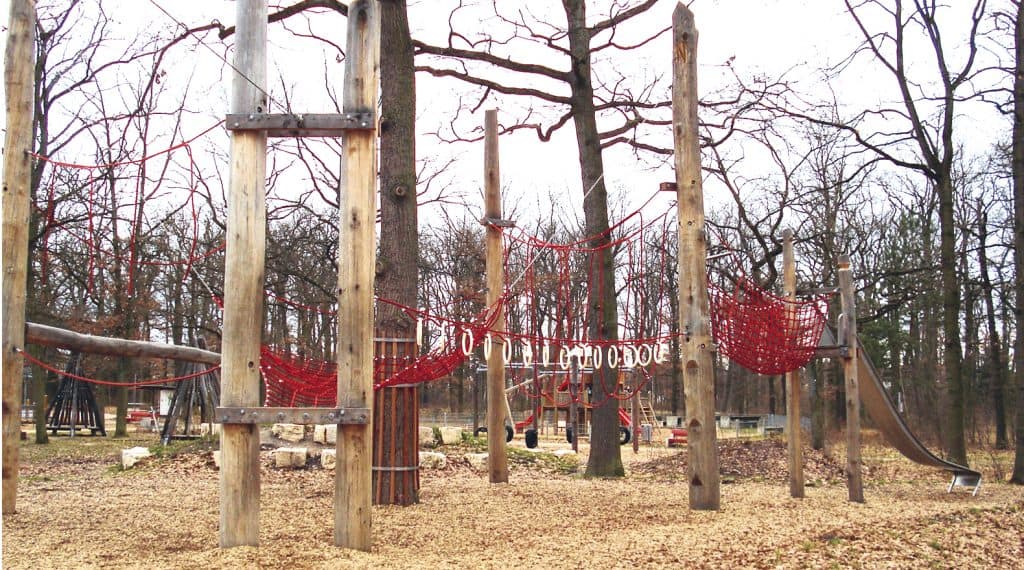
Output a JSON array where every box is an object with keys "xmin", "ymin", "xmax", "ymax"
[{"xmin": 3, "ymin": 434, "xmax": 1022, "ymax": 569}]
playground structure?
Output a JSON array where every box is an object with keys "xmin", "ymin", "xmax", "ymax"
[{"xmin": 1, "ymin": 0, "xmax": 985, "ymax": 556}]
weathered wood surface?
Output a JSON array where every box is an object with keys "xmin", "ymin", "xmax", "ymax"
[
  {"xmin": 219, "ymin": 0, "xmax": 267, "ymax": 548},
  {"xmin": 335, "ymin": 0, "xmax": 380, "ymax": 551},
  {"xmin": 673, "ymin": 3, "xmax": 720, "ymax": 511},
  {"xmin": 783, "ymin": 229, "xmax": 805, "ymax": 498},
  {"xmin": 484, "ymin": 109, "xmax": 509, "ymax": 483},
  {"xmin": 839, "ymin": 255, "xmax": 864, "ymax": 503},
  {"xmin": 2, "ymin": 0, "xmax": 37, "ymax": 515},
  {"xmin": 25, "ymin": 322, "xmax": 221, "ymax": 365}
]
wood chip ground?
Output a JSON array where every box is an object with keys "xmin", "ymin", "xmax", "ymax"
[{"xmin": 3, "ymin": 430, "xmax": 1022, "ymax": 569}]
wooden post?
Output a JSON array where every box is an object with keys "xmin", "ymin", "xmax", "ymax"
[
  {"xmin": 783, "ymin": 230, "xmax": 805, "ymax": 498},
  {"xmin": 569, "ymin": 363, "xmax": 580, "ymax": 453},
  {"xmin": 838, "ymin": 255, "xmax": 864, "ymax": 503},
  {"xmin": 335, "ymin": 0, "xmax": 380, "ymax": 550},
  {"xmin": 219, "ymin": 0, "xmax": 267, "ymax": 548},
  {"xmin": 1, "ymin": 0, "xmax": 35, "ymax": 515},
  {"xmin": 673, "ymin": 3, "xmax": 720, "ymax": 511},
  {"xmin": 631, "ymin": 373, "xmax": 640, "ymax": 453},
  {"xmin": 484, "ymin": 109, "xmax": 509, "ymax": 483}
]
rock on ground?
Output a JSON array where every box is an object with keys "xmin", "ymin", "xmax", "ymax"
[
  {"xmin": 438, "ymin": 427, "xmax": 464, "ymax": 445},
  {"xmin": 419, "ymin": 426, "xmax": 436, "ymax": 447},
  {"xmin": 271, "ymin": 423, "xmax": 306, "ymax": 443},
  {"xmin": 274, "ymin": 447, "xmax": 308, "ymax": 468},
  {"xmin": 419, "ymin": 451, "xmax": 447, "ymax": 470},
  {"xmin": 466, "ymin": 452, "xmax": 488, "ymax": 471},
  {"xmin": 321, "ymin": 449, "xmax": 336, "ymax": 470},
  {"xmin": 120, "ymin": 447, "xmax": 151, "ymax": 469}
]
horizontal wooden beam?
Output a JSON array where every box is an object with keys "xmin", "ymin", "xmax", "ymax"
[
  {"xmin": 25, "ymin": 322, "xmax": 221, "ymax": 365},
  {"xmin": 215, "ymin": 406, "xmax": 370, "ymax": 425},
  {"xmin": 224, "ymin": 112, "xmax": 374, "ymax": 137}
]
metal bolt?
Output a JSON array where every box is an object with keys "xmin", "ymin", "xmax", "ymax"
[
  {"xmin": 248, "ymin": 114, "xmax": 254, "ymax": 120},
  {"xmin": 277, "ymin": 412, "xmax": 285, "ymax": 421},
  {"xmin": 240, "ymin": 409, "xmax": 246, "ymax": 415},
  {"xmin": 339, "ymin": 409, "xmax": 346, "ymax": 416},
  {"xmin": 303, "ymin": 413, "xmax": 311, "ymax": 421}
]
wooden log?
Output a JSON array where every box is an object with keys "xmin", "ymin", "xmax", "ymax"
[
  {"xmin": 2, "ymin": 0, "xmax": 36, "ymax": 515},
  {"xmin": 335, "ymin": 0, "xmax": 380, "ymax": 551},
  {"xmin": 484, "ymin": 109, "xmax": 509, "ymax": 483},
  {"xmin": 838, "ymin": 255, "xmax": 864, "ymax": 502},
  {"xmin": 783, "ymin": 229, "xmax": 805, "ymax": 498},
  {"xmin": 673, "ymin": 3, "xmax": 720, "ymax": 511},
  {"xmin": 219, "ymin": 0, "xmax": 267, "ymax": 548},
  {"xmin": 25, "ymin": 322, "xmax": 221, "ymax": 365}
]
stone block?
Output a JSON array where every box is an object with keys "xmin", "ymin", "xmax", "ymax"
[
  {"xmin": 419, "ymin": 451, "xmax": 447, "ymax": 470},
  {"xmin": 324, "ymin": 424, "xmax": 337, "ymax": 445},
  {"xmin": 212, "ymin": 450, "xmax": 221, "ymax": 469},
  {"xmin": 314, "ymin": 424, "xmax": 327, "ymax": 443},
  {"xmin": 321, "ymin": 449, "xmax": 337, "ymax": 470},
  {"xmin": 121, "ymin": 446, "xmax": 151, "ymax": 470},
  {"xmin": 553, "ymin": 449, "xmax": 577, "ymax": 457},
  {"xmin": 438, "ymin": 426, "xmax": 464, "ymax": 445},
  {"xmin": 466, "ymin": 452, "xmax": 488, "ymax": 472},
  {"xmin": 274, "ymin": 447, "xmax": 308, "ymax": 468},
  {"xmin": 419, "ymin": 426, "xmax": 436, "ymax": 447},
  {"xmin": 271, "ymin": 423, "xmax": 306, "ymax": 443}
]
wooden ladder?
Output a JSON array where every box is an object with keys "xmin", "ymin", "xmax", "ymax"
[{"xmin": 639, "ymin": 397, "xmax": 662, "ymax": 439}]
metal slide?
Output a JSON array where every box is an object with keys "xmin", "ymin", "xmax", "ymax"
[{"xmin": 855, "ymin": 339, "xmax": 982, "ymax": 495}]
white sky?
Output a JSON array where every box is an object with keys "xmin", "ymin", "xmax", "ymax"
[{"xmin": 0, "ymin": 0, "xmax": 1010, "ymax": 227}]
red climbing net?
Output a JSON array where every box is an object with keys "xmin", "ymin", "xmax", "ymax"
[{"xmin": 709, "ymin": 277, "xmax": 830, "ymax": 375}]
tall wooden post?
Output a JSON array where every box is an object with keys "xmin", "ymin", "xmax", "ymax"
[
  {"xmin": 838, "ymin": 255, "xmax": 864, "ymax": 503},
  {"xmin": 673, "ymin": 3, "xmax": 719, "ymax": 511},
  {"xmin": 484, "ymin": 109, "xmax": 509, "ymax": 483},
  {"xmin": 2, "ymin": 0, "xmax": 36, "ymax": 516},
  {"xmin": 336, "ymin": 0, "xmax": 380, "ymax": 550},
  {"xmin": 783, "ymin": 230, "xmax": 805, "ymax": 498},
  {"xmin": 631, "ymin": 373, "xmax": 640, "ymax": 453},
  {"xmin": 219, "ymin": 0, "xmax": 267, "ymax": 547}
]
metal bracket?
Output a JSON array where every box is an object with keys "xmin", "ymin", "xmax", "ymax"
[
  {"xmin": 214, "ymin": 406, "xmax": 369, "ymax": 425},
  {"xmin": 948, "ymin": 472, "xmax": 982, "ymax": 496},
  {"xmin": 224, "ymin": 112, "xmax": 375, "ymax": 137},
  {"xmin": 479, "ymin": 216, "xmax": 516, "ymax": 228}
]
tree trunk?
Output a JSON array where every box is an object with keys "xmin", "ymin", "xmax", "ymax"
[
  {"xmin": 373, "ymin": 0, "xmax": 420, "ymax": 505},
  {"xmin": 939, "ymin": 174, "xmax": 967, "ymax": 465},
  {"xmin": 562, "ymin": 0, "xmax": 622, "ymax": 478},
  {"xmin": 978, "ymin": 218, "xmax": 1008, "ymax": 449},
  {"xmin": 1010, "ymin": 0, "xmax": 1024, "ymax": 485}
]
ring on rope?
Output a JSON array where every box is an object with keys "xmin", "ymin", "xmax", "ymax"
[
  {"xmin": 577, "ymin": 344, "xmax": 590, "ymax": 369},
  {"xmin": 558, "ymin": 346, "xmax": 571, "ymax": 370},
  {"xmin": 622, "ymin": 345, "xmax": 637, "ymax": 368},
  {"xmin": 416, "ymin": 318, "xmax": 423, "ymax": 348},
  {"xmin": 542, "ymin": 342, "xmax": 551, "ymax": 366},
  {"xmin": 654, "ymin": 342, "xmax": 670, "ymax": 364},
  {"xmin": 522, "ymin": 341, "xmax": 533, "ymax": 367},
  {"xmin": 502, "ymin": 336, "xmax": 512, "ymax": 365},
  {"xmin": 461, "ymin": 329, "xmax": 474, "ymax": 356},
  {"xmin": 637, "ymin": 344, "xmax": 653, "ymax": 367},
  {"xmin": 592, "ymin": 345, "xmax": 603, "ymax": 369},
  {"xmin": 607, "ymin": 346, "xmax": 619, "ymax": 368},
  {"xmin": 483, "ymin": 333, "xmax": 493, "ymax": 359}
]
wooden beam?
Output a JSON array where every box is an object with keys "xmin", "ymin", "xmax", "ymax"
[
  {"xmin": 25, "ymin": 322, "xmax": 220, "ymax": 365},
  {"xmin": 335, "ymin": 0, "xmax": 380, "ymax": 551},
  {"xmin": 484, "ymin": 108, "xmax": 509, "ymax": 483},
  {"xmin": 224, "ymin": 112, "xmax": 374, "ymax": 137},
  {"xmin": 783, "ymin": 229, "xmax": 805, "ymax": 499},
  {"xmin": 215, "ymin": 406, "xmax": 370, "ymax": 425},
  {"xmin": 839, "ymin": 254, "xmax": 864, "ymax": 502},
  {"xmin": 2, "ymin": 0, "xmax": 36, "ymax": 516},
  {"xmin": 673, "ymin": 3, "xmax": 720, "ymax": 511},
  {"xmin": 219, "ymin": 0, "xmax": 267, "ymax": 548}
]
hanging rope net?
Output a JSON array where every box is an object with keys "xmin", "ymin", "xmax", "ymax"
[{"xmin": 708, "ymin": 276, "xmax": 830, "ymax": 375}]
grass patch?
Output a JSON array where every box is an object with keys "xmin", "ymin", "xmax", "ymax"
[{"xmin": 507, "ymin": 447, "xmax": 579, "ymax": 475}]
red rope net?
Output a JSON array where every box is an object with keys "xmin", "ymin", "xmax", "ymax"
[{"xmin": 709, "ymin": 277, "xmax": 829, "ymax": 375}]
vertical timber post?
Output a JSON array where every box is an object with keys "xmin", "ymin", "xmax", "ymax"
[
  {"xmin": 335, "ymin": 0, "xmax": 380, "ymax": 550},
  {"xmin": 219, "ymin": 0, "xmax": 267, "ymax": 547},
  {"xmin": 783, "ymin": 230, "xmax": 805, "ymax": 498},
  {"xmin": 838, "ymin": 255, "xmax": 864, "ymax": 503},
  {"xmin": 673, "ymin": 3, "xmax": 720, "ymax": 511},
  {"xmin": 2, "ymin": 0, "xmax": 36, "ymax": 516},
  {"xmin": 484, "ymin": 109, "xmax": 509, "ymax": 483}
]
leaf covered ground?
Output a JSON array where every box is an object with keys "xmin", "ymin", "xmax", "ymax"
[{"xmin": 3, "ymin": 430, "xmax": 1023, "ymax": 569}]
